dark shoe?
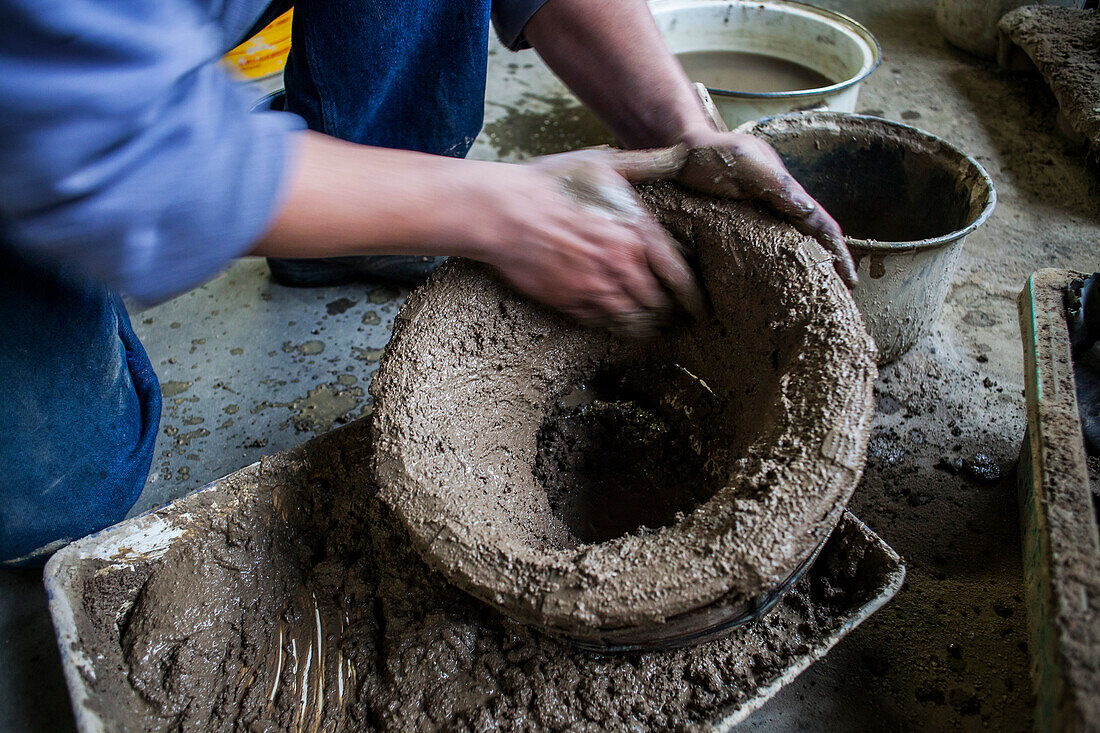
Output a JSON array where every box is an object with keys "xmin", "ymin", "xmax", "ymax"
[{"xmin": 266, "ymin": 256, "xmax": 446, "ymax": 288}]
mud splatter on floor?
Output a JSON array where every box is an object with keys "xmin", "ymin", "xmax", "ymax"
[
  {"xmin": 483, "ymin": 95, "xmax": 616, "ymax": 159},
  {"xmin": 287, "ymin": 383, "xmax": 364, "ymax": 434},
  {"xmin": 159, "ymin": 380, "xmax": 193, "ymax": 398},
  {"xmin": 352, "ymin": 347, "xmax": 385, "ymax": 363},
  {"xmin": 325, "ymin": 298, "xmax": 357, "ymax": 316},
  {"xmin": 290, "ymin": 340, "xmax": 325, "ymax": 356}
]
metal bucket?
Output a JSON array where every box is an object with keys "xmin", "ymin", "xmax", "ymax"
[
  {"xmin": 737, "ymin": 112, "xmax": 997, "ymax": 363},
  {"xmin": 650, "ymin": 0, "xmax": 881, "ymax": 130}
]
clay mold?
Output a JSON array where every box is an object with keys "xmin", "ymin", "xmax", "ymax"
[{"xmin": 370, "ymin": 182, "xmax": 879, "ymax": 647}]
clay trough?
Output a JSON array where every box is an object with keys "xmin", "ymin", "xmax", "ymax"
[
  {"xmin": 371, "ymin": 181, "xmax": 879, "ymax": 648},
  {"xmin": 1017, "ymin": 268, "xmax": 1100, "ymax": 730},
  {"xmin": 45, "ymin": 419, "xmax": 905, "ymax": 732}
]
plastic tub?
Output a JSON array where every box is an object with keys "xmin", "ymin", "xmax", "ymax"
[
  {"xmin": 222, "ymin": 8, "xmax": 293, "ymax": 80},
  {"xmin": 650, "ymin": 0, "xmax": 881, "ymax": 130},
  {"xmin": 738, "ymin": 112, "xmax": 997, "ymax": 363}
]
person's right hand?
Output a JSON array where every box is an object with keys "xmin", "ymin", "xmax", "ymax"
[
  {"xmin": 677, "ymin": 131, "xmax": 858, "ymax": 287},
  {"xmin": 470, "ymin": 147, "xmax": 705, "ymax": 338}
]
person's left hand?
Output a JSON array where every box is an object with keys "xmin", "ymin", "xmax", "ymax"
[{"xmin": 677, "ymin": 129, "xmax": 858, "ymax": 287}]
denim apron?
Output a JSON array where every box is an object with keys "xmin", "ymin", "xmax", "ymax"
[{"xmin": 284, "ymin": 0, "xmax": 491, "ymax": 156}]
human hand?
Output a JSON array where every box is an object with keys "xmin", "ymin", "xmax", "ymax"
[
  {"xmin": 473, "ymin": 147, "xmax": 704, "ymax": 337},
  {"xmin": 678, "ymin": 129, "xmax": 857, "ymax": 287}
]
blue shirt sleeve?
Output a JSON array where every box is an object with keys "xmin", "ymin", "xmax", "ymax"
[
  {"xmin": 491, "ymin": 0, "xmax": 552, "ymax": 50},
  {"xmin": 0, "ymin": 0, "xmax": 305, "ymax": 305}
]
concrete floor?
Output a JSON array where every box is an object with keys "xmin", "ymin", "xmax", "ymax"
[{"xmin": 2, "ymin": 0, "xmax": 1098, "ymax": 730}]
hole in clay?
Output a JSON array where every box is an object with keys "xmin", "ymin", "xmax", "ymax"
[{"xmin": 534, "ymin": 364, "xmax": 726, "ymax": 546}]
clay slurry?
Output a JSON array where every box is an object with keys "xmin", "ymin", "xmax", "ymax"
[
  {"xmin": 677, "ymin": 50, "xmax": 833, "ymax": 94},
  {"xmin": 535, "ymin": 365, "xmax": 725, "ymax": 545}
]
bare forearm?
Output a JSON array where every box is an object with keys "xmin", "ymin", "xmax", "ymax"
[
  {"xmin": 252, "ymin": 132, "xmax": 702, "ymax": 334},
  {"xmin": 253, "ymin": 131, "xmax": 496, "ymax": 259},
  {"xmin": 523, "ymin": 0, "xmax": 712, "ymax": 148},
  {"xmin": 524, "ymin": 0, "xmax": 859, "ymax": 286}
]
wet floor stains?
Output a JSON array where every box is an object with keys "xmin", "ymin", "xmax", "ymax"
[
  {"xmin": 174, "ymin": 428, "xmax": 210, "ymax": 447},
  {"xmin": 482, "ymin": 94, "xmax": 616, "ymax": 159},
  {"xmin": 287, "ymin": 383, "xmax": 365, "ymax": 433},
  {"xmin": 283, "ymin": 340, "xmax": 325, "ymax": 355},
  {"xmin": 136, "ymin": 263, "xmax": 409, "ymax": 497},
  {"xmin": 251, "ymin": 379, "xmax": 371, "ymax": 434},
  {"xmin": 352, "ymin": 347, "xmax": 385, "ymax": 363},
  {"xmin": 119, "ymin": 259, "xmax": 406, "ymax": 503},
  {"xmin": 325, "ymin": 297, "xmax": 357, "ymax": 316},
  {"xmin": 368, "ymin": 286, "xmax": 401, "ymax": 304},
  {"xmin": 160, "ymin": 380, "xmax": 193, "ymax": 398}
]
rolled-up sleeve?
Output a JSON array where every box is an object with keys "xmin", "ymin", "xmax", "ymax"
[
  {"xmin": 0, "ymin": 0, "xmax": 305, "ymax": 305},
  {"xmin": 491, "ymin": 0, "xmax": 552, "ymax": 50}
]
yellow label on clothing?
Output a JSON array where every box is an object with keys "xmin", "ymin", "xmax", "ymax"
[{"xmin": 222, "ymin": 8, "xmax": 293, "ymax": 80}]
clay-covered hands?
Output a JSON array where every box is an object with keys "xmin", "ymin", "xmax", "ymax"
[
  {"xmin": 677, "ymin": 129, "xmax": 858, "ymax": 287},
  {"xmin": 478, "ymin": 146, "xmax": 705, "ymax": 338},
  {"xmin": 476, "ymin": 135, "xmax": 854, "ymax": 338}
]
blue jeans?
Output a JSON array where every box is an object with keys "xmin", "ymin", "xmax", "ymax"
[
  {"xmin": 0, "ymin": 255, "xmax": 161, "ymax": 565},
  {"xmin": 0, "ymin": 0, "xmax": 490, "ymax": 565}
]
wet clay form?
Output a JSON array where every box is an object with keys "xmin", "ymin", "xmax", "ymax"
[
  {"xmin": 371, "ymin": 182, "xmax": 878, "ymax": 647},
  {"xmin": 1017, "ymin": 269, "xmax": 1100, "ymax": 731},
  {"xmin": 1000, "ymin": 7, "xmax": 1100, "ymax": 161}
]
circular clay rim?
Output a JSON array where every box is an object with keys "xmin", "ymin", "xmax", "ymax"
[{"xmin": 370, "ymin": 190, "xmax": 877, "ymax": 637}]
